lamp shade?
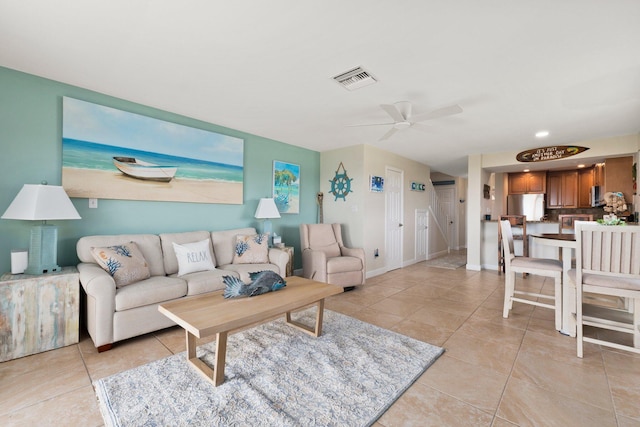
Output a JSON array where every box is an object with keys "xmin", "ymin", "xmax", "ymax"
[
  {"xmin": 254, "ymin": 198, "xmax": 281, "ymax": 219},
  {"xmin": 2, "ymin": 184, "xmax": 81, "ymax": 221}
]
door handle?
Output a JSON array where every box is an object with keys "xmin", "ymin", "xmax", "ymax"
[{"xmin": 399, "ymin": 223, "xmax": 404, "ymax": 227}]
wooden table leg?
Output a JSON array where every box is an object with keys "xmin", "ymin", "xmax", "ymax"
[
  {"xmin": 286, "ymin": 299, "xmax": 325, "ymax": 337},
  {"xmin": 213, "ymin": 331, "xmax": 228, "ymax": 386},
  {"xmin": 185, "ymin": 329, "xmax": 228, "ymax": 387}
]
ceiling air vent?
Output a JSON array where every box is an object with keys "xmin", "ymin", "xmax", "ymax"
[{"xmin": 332, "ymin": 66, "xmax": 377, "ymax": 91}]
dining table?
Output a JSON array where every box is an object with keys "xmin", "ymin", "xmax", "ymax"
[{"xmin": 531, "ymin": 233, "xmax": 577, "ymax": 337}]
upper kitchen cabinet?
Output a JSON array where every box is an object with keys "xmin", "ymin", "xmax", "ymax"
[
  {"xmin": 547, "ymin": 170, "xmax": 578, "ymax": 208},
  {"xmin": 593, "ymin": 162, "xmax": 605, "ymax": 187},
  {"xmin": 578, "ymin": 167, "xmax": 594, "ymax": 208},
  {"xmin": 604, "ymin": 156, "xmax": 634, "ymax": 202},
  {"xmin": 508, "ymin": 171, "xmax": 546, "ymax": 194}
]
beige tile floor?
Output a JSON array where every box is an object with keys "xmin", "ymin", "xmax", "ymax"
[{"xmin": 2, "ymin": 257, "xmax": 639, "ymax": 426}]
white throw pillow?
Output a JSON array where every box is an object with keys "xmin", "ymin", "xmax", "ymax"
[{"xmin": 172, "ymin": 239, "xmax": 216, "ymax": 276}]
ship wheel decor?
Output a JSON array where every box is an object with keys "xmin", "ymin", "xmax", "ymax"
[{"xmin": 329, "ymin": 162, "xmax": 353, "ymax": 201}]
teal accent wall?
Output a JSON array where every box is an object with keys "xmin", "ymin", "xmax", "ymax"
[{"xmin": 0, "ymin": 67, "xmax": 319, "ymax": 274}]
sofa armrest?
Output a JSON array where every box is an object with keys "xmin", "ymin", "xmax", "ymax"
[
  {"xmin": 268, "ymin": 248, "xmax": 289, "ymax": 276},
  {"xmin": 77, "ymin": 262, "xmax": 116, "ymax": 348},
  {"xmin": 78, "ymin": 262, "xmax": 116, "ymax": 299},
  {"xmin": 302, "ymin": 248, "xmax": 328, "ymax": 282}
]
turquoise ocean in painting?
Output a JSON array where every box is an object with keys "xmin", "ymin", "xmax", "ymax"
[{"xmin": 63, "ymin": 138, "xmax": 243, "ymax": 183}]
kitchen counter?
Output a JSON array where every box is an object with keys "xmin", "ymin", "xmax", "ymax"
[{"xmin": 481, "ymin": 220, "xmax": 561, "ymax": 270}]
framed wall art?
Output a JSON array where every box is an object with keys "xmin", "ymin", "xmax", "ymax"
[
  {"xmin": 273, "ymin": 160, "xmax": 300, "ymax": 214},
  {"xmin": 62, "ymin": 97, "xmax": 244, "ymax": 204},
  {"xmin": 370, "ymin": 175, "xmax": 384, "ymax": 192}
]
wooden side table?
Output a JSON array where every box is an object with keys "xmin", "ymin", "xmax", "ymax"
[
  {"xmin": 283, "ymin": 246, "xmax": 294, "ymax": 277},
  {"xmin": 0, "ymin": 266, "xmax": 79, "ymax": 361}
]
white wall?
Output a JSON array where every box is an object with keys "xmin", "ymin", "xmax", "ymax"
[
  {"xmin": 456, "ymin": 177, "xmax": 468, "ymax": 248},
  {"xmin": 320, "ymin": 145, "xmax": 365, "ymax": 249},
  {"xmin": 321, "ymin": 144, "xmax": 434, "ymax": 278}
]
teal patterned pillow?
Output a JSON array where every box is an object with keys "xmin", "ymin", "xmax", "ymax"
[
  {"xmin": 232, "ymin": 233, "xmax": 269, "ymax": 264},
  {"xmin": 91, "ymin": 242, "xmax": 151, "ymax": 287}
]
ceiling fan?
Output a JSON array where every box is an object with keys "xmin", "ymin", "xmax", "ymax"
[{"xmin": 348, "ymin": 101, "xmax": 463, "ymax": 141}]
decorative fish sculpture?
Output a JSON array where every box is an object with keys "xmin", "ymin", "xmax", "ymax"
[{"xmin": 223, "ymin": 271, "xmax": 287, "ymax": 299}]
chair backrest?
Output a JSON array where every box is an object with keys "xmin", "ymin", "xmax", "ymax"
[
  {"xmin": 559, "ymin": 214, "xmax": 593, "ymax": 234},
  {"xmin": 300, "ymin": 223, "xmax": 343, "ymax": 258},
  {"xmin": 575, "ymin": 222, "xmax": 640, "ymax": 278},
  {"xmin": 499, "ymin": 220, "xmax": 516, "ymax": 268}
]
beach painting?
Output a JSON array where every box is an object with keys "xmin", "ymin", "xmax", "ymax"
[
  {"xmin": 273, "ymin": 161, "xmax": 300, "ymax": 214},
  {"xmin": 62, "ymin": 97, "xmax": 244, "ymax": 204}
]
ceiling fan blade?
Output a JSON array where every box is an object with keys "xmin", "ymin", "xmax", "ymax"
[
  {"xmin": 346, "ymin": 122, "xmax": 395, "ymax": 128},
  {"xmin": 410, "ymin": 104, "xmax": 463, "ymax": 123},
  {"xmin": 379, "ymin": 127, "xmax": 398, "ymax": 141},
  {"xmin": 410, "ymin": 122, "xmax": 431, "ymax": 133},
  {"xmin": 380, "ymin": 104, "xmax": 406, "ymax": 122}
]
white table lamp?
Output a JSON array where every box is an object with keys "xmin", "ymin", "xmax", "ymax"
[
  {"xmin": 254, "ymin": 197, "xmax": 280, "ymax": 240},
  {"xmin": 2, "ymin": 182, "xmax": 81, "ymax": 275}
]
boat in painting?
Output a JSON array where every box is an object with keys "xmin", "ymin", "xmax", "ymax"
[{"xmin": 113, "ymin": 157, "xmax": 178, "ymax": 182}]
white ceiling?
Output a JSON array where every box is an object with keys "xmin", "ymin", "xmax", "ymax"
[{"xmin": 1, "ymin": 1, "xmax": 639, "ymax": 177}]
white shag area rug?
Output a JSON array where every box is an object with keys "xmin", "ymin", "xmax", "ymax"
[{"xmin": 94, "ymin": 309, "xmax": 444, "ymax": 427}]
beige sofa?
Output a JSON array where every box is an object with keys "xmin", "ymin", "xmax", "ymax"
[{"xmin": 76, "ymin": 227, "xmax": 289, "ymax": 351}]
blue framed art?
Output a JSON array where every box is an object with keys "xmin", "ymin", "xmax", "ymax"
[{"xmin": 273, "ymin": 160, "xmax": 300, "ymax": 214}]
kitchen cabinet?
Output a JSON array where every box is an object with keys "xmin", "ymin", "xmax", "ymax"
[
  {"xmin": 593, "ymin": 163, "xmax": 605, "ymax": 186},
  {"xmin": 547, "ymin": 170, "xmax": 578, "ymax": 208},
  {"xmin": 508, "ymin": 171, "xmax": 546, "ymax": 194},
  {"xmin": 604, "ymin": 156, "xmax": 633, "ymax": 202},
  {"xmin": 578, "ymin": 167, "xmax": 594, "ymax": 208}
]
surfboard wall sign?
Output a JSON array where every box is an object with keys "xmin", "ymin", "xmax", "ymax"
[{"xmin": 516, "ymin": 145, "xmax": 589, "ymax": 162}]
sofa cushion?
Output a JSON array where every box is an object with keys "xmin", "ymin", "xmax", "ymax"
[
  {"xmin": 115, "ymin": 276, "xmax": 187, "ymax": 311},
  {"xmin": 159, "ymin": 231, "xmax": 215, "ymax": 275},
  {"xmin": 77, "ymin": 234, "xmax": 166, "ymax": 277},
  {"xmin": 211, "ymin": 227, "xmax": 258, "ymax": 266},
  {"xmin": 91, "ymin": 242, "xmax": 151, "ymax": 287},
  {"xmin": 232, "ymin": 233, "xmax": 269, "ymax": 264},
  {"xmin": 218, "ymin": 263, "xmax": 279, "ymax": 283},
  {"xmin": 172, "ymin": 239, "xmax": 216, "ymax": 276},
  {"xmin": 173, "ymin": 269, "xmax": 237, "ymax": 295}
]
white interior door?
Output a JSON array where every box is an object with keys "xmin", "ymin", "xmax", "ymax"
[
  {"xmin": 415, "ymin": 209, "xmax": 428, "ymax": 261},
  {"xmin": 385, "ymin": 167, "xmax": 403, "ymax": 271},
  {"xmin": 435, "ymin": 186, "xmax": 456, "ymax": 248}
]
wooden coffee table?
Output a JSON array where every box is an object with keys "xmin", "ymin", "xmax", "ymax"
[{"xmin": 158, "ymin": 276, "xmax": 343, "ymax": 386}]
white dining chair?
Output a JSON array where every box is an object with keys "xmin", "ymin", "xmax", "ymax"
[
  {"xmin": 573, "ymin": 222, "xmax": 640, "ymax": 357},
  {"xmin": 499, "ymin": 220, "xmax": 563, "ymax": 330}
]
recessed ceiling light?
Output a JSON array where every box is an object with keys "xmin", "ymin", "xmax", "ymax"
[
  {"xmin": 523, "ymin": 169, "xmax": 530, "ymax": 172},
  {"xmin": 577, "ymin": 164, "xmax": 585, "ymax": 168},
  {"xmin": 535, "ymin": 130, "xmax": 550, "ymax": 138}
]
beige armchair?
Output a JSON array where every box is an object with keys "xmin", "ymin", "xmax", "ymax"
[{"xmin": 300, "ymin": 223, "xmax": 365, "ymax": 289}]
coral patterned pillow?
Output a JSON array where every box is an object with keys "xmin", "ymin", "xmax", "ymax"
[
  {"xmin": 91, "ymin": 242, "xmax": 151, "ymax": 287},
  {"xmin": 232, "ymin": 233, "xmax": 269, "ymax": 264}
]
